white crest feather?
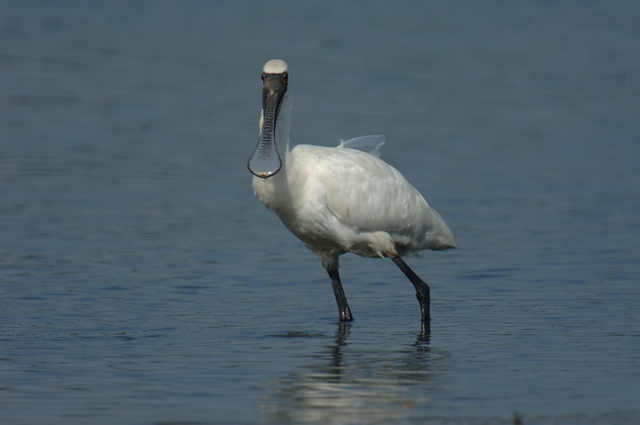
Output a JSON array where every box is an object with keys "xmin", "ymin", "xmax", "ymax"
[{"xmin": 263, "ymin": 59, "xmax": 288, "ymax": 74}]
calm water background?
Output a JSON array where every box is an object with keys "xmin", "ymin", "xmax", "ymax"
[{"xmin": 1, "ymin": 1, "xmax": 639, "ymax": 424}]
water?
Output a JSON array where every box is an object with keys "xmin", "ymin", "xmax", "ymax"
[{"xmin": 1, "ymin": 1, "xmax": 640, "ymax": 424}]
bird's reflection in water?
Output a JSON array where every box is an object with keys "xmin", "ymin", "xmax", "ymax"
[
  {"xmin": 262, "ymin": 323, "xmax": 439, "ymax": 424},
  {"xmin": 325, "ymin": 322, "xmax": 351, "ymax": 383}
]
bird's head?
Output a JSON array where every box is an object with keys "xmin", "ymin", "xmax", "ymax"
[{"xmin": 248, "ymin": 59, "xmax": 289, "ymax": 178}]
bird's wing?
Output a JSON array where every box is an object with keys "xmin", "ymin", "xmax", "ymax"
[
  {"xmin": 337, "ymin": 135, "xmax": 385, "ymax": 158},
  {"xmin": 314, "ymin": 148, "xmax": 430, "ymax": 234},
  {"xmin": 293, "ymin": 145, "xmax": 456, "ymax": 252}
]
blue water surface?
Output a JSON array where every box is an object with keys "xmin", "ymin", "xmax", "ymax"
[{"xmin": 1, "ymin": 2, "xmax": 639, "ymax": 424}]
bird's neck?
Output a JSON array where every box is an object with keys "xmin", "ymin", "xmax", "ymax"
[{"xmin": 275, "ymin": 92, "xmax": 293, "ymax": 169}]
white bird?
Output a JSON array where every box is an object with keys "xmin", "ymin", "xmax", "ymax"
[{"xmin": 248, "ymin": 59, "xmax": 456, "ymax": 328}]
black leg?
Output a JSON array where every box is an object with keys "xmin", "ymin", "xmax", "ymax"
[
  {"xmin": 326, "ymin": 264, "xmax": 353, "ymax": 322},
  {"xmin": 391, "ymin": 256, "xmax": 430, "ymax": 325}
]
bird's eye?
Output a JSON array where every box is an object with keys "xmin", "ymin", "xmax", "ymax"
[
  {"xmin": 282, "ymin": 72, "xmax": 289, "ymax": 83},
  {"xmin": 261, "ymin": 73, "xmax": 265, "ymax": 82}
]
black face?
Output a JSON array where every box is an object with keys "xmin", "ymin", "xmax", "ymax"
[
  {"xmin": 248, "ymin": 72, "xmax": 289, "ymax": 178},
  {"xmin": 261, "ymin": 72, "xmax": 289, "ymax": 122},
  {"xmin": 261, "ymin": 72, "xmax": 289, "ymax": 91}
]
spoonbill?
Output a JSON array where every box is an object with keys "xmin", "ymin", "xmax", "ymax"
[{"xmin": 248, "ymin": 59, "xmax": 456, "ymax": 326}]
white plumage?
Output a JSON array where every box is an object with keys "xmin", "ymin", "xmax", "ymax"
[{"xmin": 249, "ymin": 59, "xmax": 455, "ymax": 327}]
